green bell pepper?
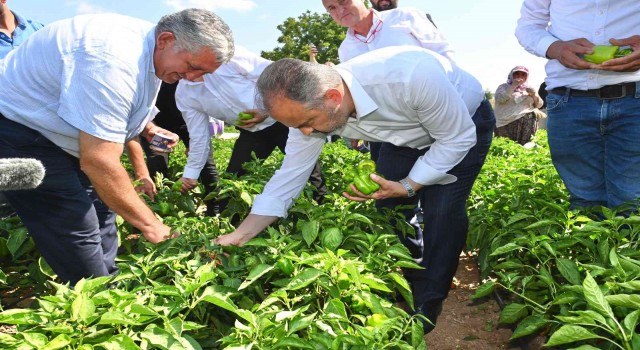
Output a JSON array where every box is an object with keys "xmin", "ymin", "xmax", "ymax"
[
  {"xmin": 584, "ymin": 45, "xmax": 633, "ymax": 64},
  {"xmin": 354, "ymin": 172, "xmax": 379, "ymax": 195},
  {"xmin": 237, "ymin": 112, "xmax": 253, "ymax": 126}
]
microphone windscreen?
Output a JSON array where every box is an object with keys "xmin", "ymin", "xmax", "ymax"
[{"xmin": 0, "ymin": 158, "xmax": 46, "ymax": 191}]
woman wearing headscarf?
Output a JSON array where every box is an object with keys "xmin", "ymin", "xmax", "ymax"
[{"xmin": 494, "ymin": 66, "xmax": 545, "ymax": 145}]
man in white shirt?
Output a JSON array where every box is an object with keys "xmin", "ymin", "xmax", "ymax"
[
  {"xmin": 215, "ymin": 46, "xmax": 496, "ymax": 333},
  {"xmin": 175, "ymin": 46, "xmax": 327, "ymax": 215},
  {"xmin": 0, "ymin": 9, "xmax": 234, "ymax": 285},
  {"xmin": 516, "ymin": 0, "xmax": 640, "ymax": 211}
]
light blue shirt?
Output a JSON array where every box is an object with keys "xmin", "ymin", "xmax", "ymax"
[
  {"xmin": 251, "ymin": 46, "xmax": 483, "ymax": 218},
  {"xmin": 0, "ymin": 14, "xmax": 160, "ymax": 157},
  {"xmin": 0, "ymin": 11, "xmax": 44, "ymax": 59}
]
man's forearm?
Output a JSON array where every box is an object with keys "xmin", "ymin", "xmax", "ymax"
[{"xmin": 82, "ymin": 156, "xmax": 158, "ymax": 232}]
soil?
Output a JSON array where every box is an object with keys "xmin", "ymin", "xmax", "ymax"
[{"xmin": 424, "ymin": 251, "xmax": 545, "ymax": 350}]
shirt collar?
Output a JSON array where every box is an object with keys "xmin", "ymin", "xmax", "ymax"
[
  {"xmin": 347, "ymin": 9, "xmax": 382, "ymax": 41},
  {"xmin": 11, "ymin": 11, "xmax": 27, "ymax": 29},
  {"xmin": 334, "ymin": 66, "xmax": 378, "ymax": 119}
]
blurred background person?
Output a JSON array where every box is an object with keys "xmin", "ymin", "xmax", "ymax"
[{"xmin": 493, "ymin": 66, "xmax": 545, "ymax": 145}]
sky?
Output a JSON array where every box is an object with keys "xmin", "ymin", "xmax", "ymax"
[{"xmin": 11, "ymin": 0, "xmax": 549, "ymax": 93}]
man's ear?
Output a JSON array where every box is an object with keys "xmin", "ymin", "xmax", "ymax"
[
  {"xmin": 324, "ymin": 88, "xmax": 344, "ymax": 105},
  {"xmin": 156, "ymin": 32, "xmax": 176, "ymax": 50}
]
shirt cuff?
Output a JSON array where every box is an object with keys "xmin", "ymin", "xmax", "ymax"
[
  {"xmin": 183, "ymin": 166, "xmax": 201, "ymax": 180},
  {"xmin": 537, "ymin": 36, "xmax": 558, "ymax": 58},
  {"xmin": 251, "ymin": 194, "xmax": 290, "ymax": 218},
  {"xmin": 408, "ymin": 160, "xmax": 458, "ymax": 186}
]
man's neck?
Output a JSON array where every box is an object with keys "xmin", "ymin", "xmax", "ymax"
[
  {"xmin": 352, "ymin": 10, "xmax": 374, "ymax": 37},
  {"xmin": 0, "ymin": 8, "xmax": 17, "ymax": 35}
]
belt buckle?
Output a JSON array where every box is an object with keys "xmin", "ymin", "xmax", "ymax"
[{"xmin": 597, "ymin": 84, "xmax": 626, "ymax": 100}]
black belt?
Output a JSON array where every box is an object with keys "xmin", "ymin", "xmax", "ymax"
[{"xmin": 550, "ymin": 81, "xmax": 637, "ymax": 100}]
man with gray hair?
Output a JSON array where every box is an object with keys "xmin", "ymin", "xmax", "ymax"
[
  {"xmin": 215, "ymin": 46, "xmax": 495, "ymax": 334},
  {"xmin": 0, "ymin": 8, "xmax": 234, "ymax": 285}
]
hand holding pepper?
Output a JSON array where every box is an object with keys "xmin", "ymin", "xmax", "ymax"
[
  {"xmin": 597, "ymin": 35, "xmax": 640, "ymax": 72},
  {"xmin": 236, "ymin": 109, "xmax": 268, "ymax": 128},
  {"xmin": 342, "ymin": 160, "xmax": 423, "ymax": 201}
]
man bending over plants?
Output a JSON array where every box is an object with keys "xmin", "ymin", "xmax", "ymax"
[{"xmin": 215, "ymin": 46, "xmax": 496, "ymax": 333}]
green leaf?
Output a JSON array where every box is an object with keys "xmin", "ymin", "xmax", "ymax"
[
  {"xmin": 98, "ymin": 310, "xmax": 142, "ymax": 326},
  {"xmin": 285, "ymin": 268, "xmax": 323, "ymax": 291},
  {"xmin": 325, "ymin": 299, "xmax": 348, "ymax": 320},
  {"xmin": 623, "ymin": 309, "xmax": 640, "ymax": 337},
  {"xmin": 0, "ymin": 308, "xmax": 45, "ymax": 325},
  {"xmin": 320, "ymin": 227, "xmax": 343, "ymax": 251},
  {"xmin": 41, "ymin": 334, "xmax": 72, "ymax": 350},
  {"xmin": 360, "ymin": 275, "xmax": 392, "ymax": 292},
  {"xmin": 471, "ymin": 281, "xmax": 496, "ymax": 299},
  {"xmin": 510, "ymin": 315, "xmax": 548, "ymax": 340},
  {"xmin": 274, "ymin": 336, "xmax": 314, "ymax": 349},
  {"xmin": 605, "ymin": 294, "xmax": 640, "ymax": 309},
  {"xmin": 71, "ymin": 292, "xmax": 96, "ymax": 324},
  {"xmin": 199, "ymin": 286, "xmax": 240, "ymax": 316},
  {"xmin": 388, "ymin": 272, "xmax": 414, "ymax": 308},
  {"xmin": 545, "ymin": 325, "xmax": 602, "ymax": 346},
  {"xmin": 499, "ymin": 303, "xmax": 528, "ymax": 324},
  {"xmin": 22, "ymin": 332, "xmax": 48, "ymax": 349},
  {"xmin": 238, "ymin": 264, "xmax": 274, "ymax": 290},
  {"xmin": 489, "ymin": 243, "xmax": 522, "ymax": 256},
  {"xmin": 582, "ymin": 272, "xmax": 614, "ymax": 318},
  {"xmin": 301, "ymin": 220, "xmax": 319, "ymax": 247},
  {"xmin": 99, "ymin": 334, "xmax": 142, "ymax": 350},
  {"xmin": 288, "ymin": 313, "xmax": 317, "ymax": 335},
  {"xmin": 556, "ymin": 310, "xmax": 606, "ymax": 326},
  {"xmin": 556, "ymin": 258, "xmax": 581, "ymax": 285}
]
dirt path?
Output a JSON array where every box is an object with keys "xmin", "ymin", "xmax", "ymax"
[{"xmin": 425, "ymin": 252, "xmax": 523, "ymax": 350}]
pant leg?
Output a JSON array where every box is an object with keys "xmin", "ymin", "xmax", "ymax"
[
  {"xmin": 376, "ymin": 100, "xmax": 494, "ymax": 308},
  {"xmin": 0, "ymin": 116, "xmax": 118, "ymax": 285}
]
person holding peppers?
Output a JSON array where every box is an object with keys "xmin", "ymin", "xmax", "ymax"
[
  {"xmin": 215, "ymin": 46, "xmax": 496, "ymax": 334},
  {"xmin": 516, "ymin": 0, "xmax": 640, "ymax": 212}
]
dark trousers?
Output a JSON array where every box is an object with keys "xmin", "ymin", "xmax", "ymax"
[
  {"xmin": 0, "ymin": 115, "xmax": 118, "ymax": 285},
  {"xmin": 141, "ymin": 126, "xmax": 220, "ymax": 216},
  {"xmin": 375, "ymin": 99, "xmax": 495, "ymax": 310},
  {"xmin": 227, "ymin": 122, "xmax": 326, "ymax": 200}
]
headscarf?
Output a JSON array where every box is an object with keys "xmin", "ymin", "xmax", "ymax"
[{"xmin": 506, "ymin": 66, "xmax": 529, "ymax": 93}]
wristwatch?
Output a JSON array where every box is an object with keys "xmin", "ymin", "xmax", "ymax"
[{"xmin": 399, "ymin": 178, "xmax": 416, "ymax": 198}]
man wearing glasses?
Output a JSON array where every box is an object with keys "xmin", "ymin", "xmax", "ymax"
[{"xmin": 318, "ymin": 0, "xmax": 494, "ymax": 334}]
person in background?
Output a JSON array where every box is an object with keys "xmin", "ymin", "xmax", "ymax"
[
  {"xmin": 140, "ymin": 82, "xmax": 221, "ymax": 216},
  {"xmin": 516, "ymin": 0, "xmax": 640, "ymax": 211},
  {"xmin": 324, "ymin": 0, "xmax": 454, "ymax": 164},
  {"xmin": 537, "ymin": 82, "xmax": 548, "ymax": 130},
  {"xmin": 0, "ymin": 0, "xmax": 43, "ymax": 58},
  {"xmin": 493, "ymin": 66, "xmax": 545, "ymax": 145},
  {"xmin": 0, "ymin": 9, "xmax": 234, "ymax": 285},
  {"xmin": 175, "ymin": 46, "xmax": 327, "ymax": 217},
  {"xmin": 215, "ymin": 46, "xmax": 495, "ymax": 334}
]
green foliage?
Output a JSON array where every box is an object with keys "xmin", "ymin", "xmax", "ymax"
[{"xmin": 261, "ymin": 10, "xmax": 345, "ymax": 64}]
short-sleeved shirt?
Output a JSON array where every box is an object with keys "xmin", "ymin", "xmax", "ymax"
[
  {"xmin": 0, "ymin": 13, "xmax": 160, "ymax": 157},
  {"xmin": 0, "ymin": 11, "xmax": 44, "ymax": 59}
]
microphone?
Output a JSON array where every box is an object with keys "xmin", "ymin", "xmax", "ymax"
[{"xmin": 0, "ymin": 158, "xmax": 46, "ymax": 191}]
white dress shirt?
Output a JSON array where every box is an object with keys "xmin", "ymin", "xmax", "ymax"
[
  {"xmin": 339, "ymin": 7, "xmax": 455, "ymax": 63},
  {"xmin": 516, "ymin": 0, "xmax": 640, "ymax": 90},
  {"xmin": 251, "ymin": 46, "xmax": 484, "ymax": 218},
  {"xmin": 0, "ymin": 14, "xmax": 159, "ymax": 157},
  {"xmin": 175, "ymin": 46, "xmax": 275, "ymax": 179}
]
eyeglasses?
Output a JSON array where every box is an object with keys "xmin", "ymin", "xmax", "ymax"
[
  {"xmin": 326, "ymin": 0, "xmax": 353, "ymax": 15},
  {"xmin": 354, "ymin": 12, "xmax": 383, "ymax": 44}
]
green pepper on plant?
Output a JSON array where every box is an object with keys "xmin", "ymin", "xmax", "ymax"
[{"xmin": 343, "ymin": 159, "xmax": 381, "ymax": 195}]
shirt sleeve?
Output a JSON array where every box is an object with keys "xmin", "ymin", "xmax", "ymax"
[
  {"xmin": 57, "ymin": 50, "xmax": 136, "ymax": 143},
  {"xmin": 251, "ymin": 128, "xmax": 326, "ymax": 217},
  {"xmin": 406, "ymin": 60, "xmax": 477, "ymax": 186},
  {"xmin": 515, "ymin": 0, "xmax": 556, "ymax": 58},
  {"xmin": 494, "ymin": 84, "xmax": 512, "ymax": 104},
  {"xmin": 175, "ymin": 82, "xmax": 212, "ymax": 180}
]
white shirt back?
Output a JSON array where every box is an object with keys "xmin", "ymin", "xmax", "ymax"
[{"xmin": 0, "ymin": 14, "xmax": 159, "ymax": 157}]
